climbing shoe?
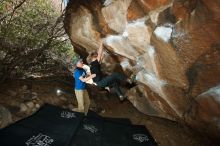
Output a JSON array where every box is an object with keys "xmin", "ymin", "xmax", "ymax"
[
  {"xmin": 127, "ymin": 74, "xmax": 136, "ymax": 84},
  {"xmin": 104, "ymin": 87, "xmax": 110, "ymax": 92},
  {"xmin": 119, "ymin": 95, "xmax": 127, "ymax": 102}
]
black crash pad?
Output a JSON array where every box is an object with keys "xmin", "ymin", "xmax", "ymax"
[
  {"xmin": 0, "ymin": 104, "xmax": 83, "ymax": 146},
  {"xmin": 102, "ymin": 120, "xmax": 131, "ymax": 146},
  {"xmin": 130, "ymin": 125, "xmax": 157, "ymax": 146},
  {"xmin": 0, "ymin": 125, "xmax": 71, "ymax": 146},
  {"xmin": 0, "ymin": 104, "xmax": 157, "ymax": 146},
  {"xmin": 70, "ymin": 116, "xmax": 103, "ymax": 146}
]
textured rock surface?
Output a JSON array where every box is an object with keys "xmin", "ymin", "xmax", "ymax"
[
  {"xmin": 0, "ymin": 106, "xmax": 12, "ymax": 128},
  {"xmin": 64, "ymin": 0, "xmax": 220, "ymax": 141}
]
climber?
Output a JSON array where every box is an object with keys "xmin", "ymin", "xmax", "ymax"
[
  {"xmin": 73, "ymin": 58, "xmax": 96, "ymax": 115},
  {"xmin": 89, "ymin": 41, "xmax": 135, "ymax": 101}
]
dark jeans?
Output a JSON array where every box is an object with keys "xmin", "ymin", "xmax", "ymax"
[{"xmin": 96, "ymin": 72, "xmax": 126, "ymax": 97}]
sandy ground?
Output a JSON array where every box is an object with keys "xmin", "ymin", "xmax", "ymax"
[{"xmin": 0, "ymin": 77, "xmax": 216, "ymax": 146}]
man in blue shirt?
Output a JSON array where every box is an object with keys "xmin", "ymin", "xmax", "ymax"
[{"xmin": 74, "ymin": 58, "xmax": 96, "ymax": 115}]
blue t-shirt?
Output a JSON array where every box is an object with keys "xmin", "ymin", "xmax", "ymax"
[{"xmin": 74, "ymin": 68, "xmax": 86, "ymax": 90}]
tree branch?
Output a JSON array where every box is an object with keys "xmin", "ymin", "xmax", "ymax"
[{"xmin": 0, "ymin": 0, "xmax": 27, "ymax": 22}]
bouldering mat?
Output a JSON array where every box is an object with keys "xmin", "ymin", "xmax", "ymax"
[
  {"xmin": 103, "ymin": 117, "xmax": 132, "ymax": 125},
  {"xmin": 102, "ymin": 120, "xmax": 131, "ymax": 146},
  {"xmin": 130, "ymin": 125, "xmax": 157, "ymax": 146},
  {"xmin": 70, "ymin": 116, "xmax": 103, "ymax": 146},
  {"xmin": 0, "ymin": 104, "xmax": 83, "ymax": 146},
  {"xmin": 0, "ymin": 104, "xmax": 157, "ymax": 146}
]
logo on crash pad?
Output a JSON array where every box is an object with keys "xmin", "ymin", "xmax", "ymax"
[
  {"xmin": 83, "ymin": 124, "xmax": 98, "ymax": 133},
  {"xmin": 133, "ymin": 134, "xmax": 149, "ymax": 143},
  {"xmin": 61, "ymin": 111, "xmax": 76, "ymax": 119},
  {"xmin": 25, "ymin": 133, "xmax": 54, "ymax": 146}
]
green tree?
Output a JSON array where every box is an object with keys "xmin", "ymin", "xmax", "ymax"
[{"xmin": 0, "ymin": 0, "xmax": 75, "ymax": 82}]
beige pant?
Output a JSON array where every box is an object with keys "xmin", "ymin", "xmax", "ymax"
[{"xmin": 74, "ymin": 90, "xmax": 90, "ymax": 115}]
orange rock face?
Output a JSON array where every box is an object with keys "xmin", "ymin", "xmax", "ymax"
[{"xmin": 64, "ymin": 0, "xmax": 220, "ymax": 142}]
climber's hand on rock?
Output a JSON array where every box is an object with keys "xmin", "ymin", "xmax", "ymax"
[{"xmin": 100, "ymin": 41, "xmax": 103, "ymax": 46}]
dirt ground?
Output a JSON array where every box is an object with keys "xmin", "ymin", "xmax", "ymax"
[{"xmin": 0, "ymin": 77, "xmax": 216, "ymax": 146}]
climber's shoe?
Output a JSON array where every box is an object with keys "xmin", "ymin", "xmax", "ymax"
[
  {"xmin": 119, "ymin": 95, "xmax": 127, "ymax": 102},
  {"xmin": 127, "ymin": 74, "xmax": 136, "ymax": 84},
  {"xmin": 104, "ymin": 87, "xmax": 110, "ymax": 92}
]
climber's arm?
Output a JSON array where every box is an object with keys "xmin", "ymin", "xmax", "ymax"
[
  {"xmin": 79, "ymin": 74, "xmax": 96, "ymax": 82},
  {"xmin": 97, "ymin": 41, "xmax": 104, "ymax": 62}
]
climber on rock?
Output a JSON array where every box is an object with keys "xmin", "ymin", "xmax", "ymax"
[{"xmin": 89, "ymin": 41, "xmax": 135, "ymax": 101}]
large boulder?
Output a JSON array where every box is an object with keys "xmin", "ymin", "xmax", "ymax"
[{"xmin": 64, "ymin": 0, "xmax": 220, "ymax": 141}]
